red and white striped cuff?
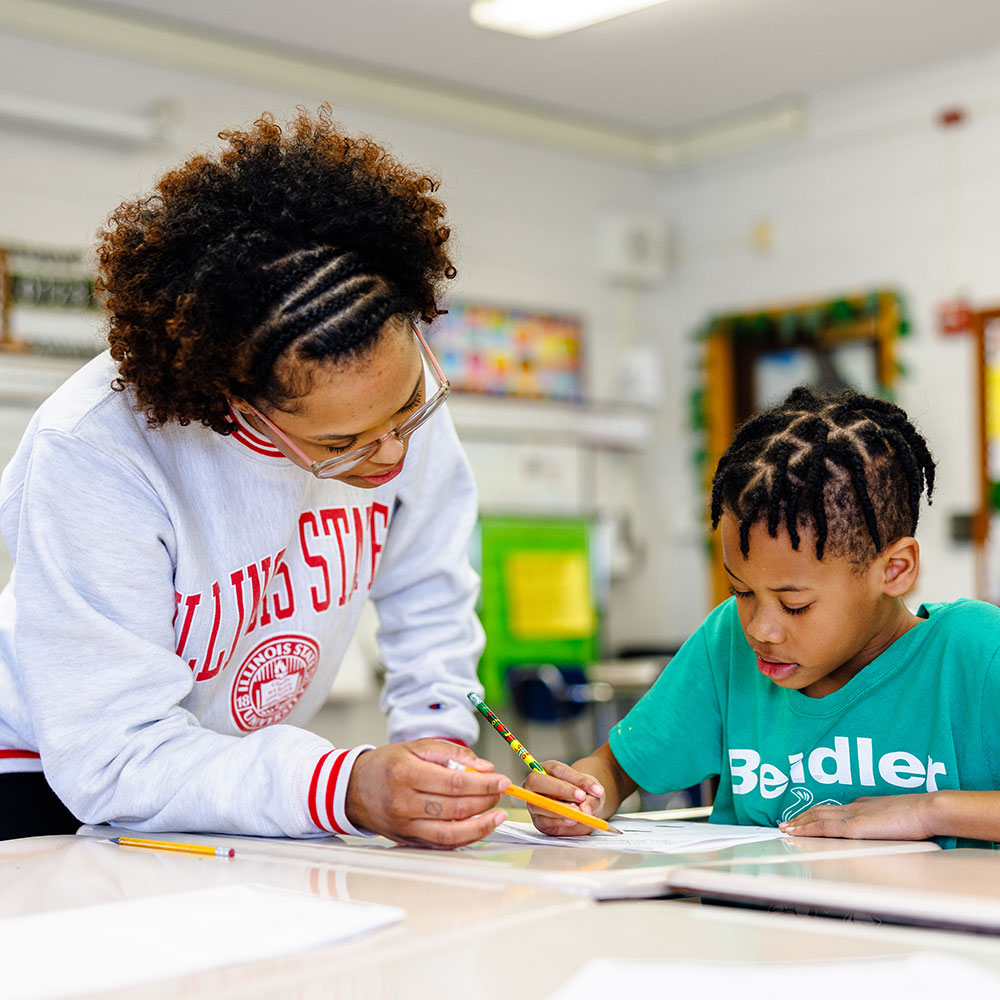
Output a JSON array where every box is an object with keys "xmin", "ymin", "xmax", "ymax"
[
  {"xmin": 307, "ymin": 745, "xmax": 375, "ymax": 836},
  {"xmin": 0, "ymin": 749, "xmax": 42, "ymax": 774}
]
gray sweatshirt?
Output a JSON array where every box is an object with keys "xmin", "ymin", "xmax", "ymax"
[{"xmin": 0, "ymin": 353, "xmax": 484, "ymax": 836}]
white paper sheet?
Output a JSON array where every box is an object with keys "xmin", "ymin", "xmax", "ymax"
[
  {"xmin": 487, "ymin": 817, "xmax": 786, "ymax": 854},
  {"xmin": 546, "ymin": 953, "xmax": 1000, "ymax": 999},
  {"xmin": 3, "ymin": 882, "xmax": 404, "ymax": 1000}
]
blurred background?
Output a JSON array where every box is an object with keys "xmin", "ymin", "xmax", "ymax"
[{"xmin": 3, "ymin": 0, "xmax": 1000, "ymax": 787}]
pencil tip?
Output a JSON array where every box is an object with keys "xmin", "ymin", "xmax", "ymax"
[{"xmin": 607, "ymin": 824, "xmax": 624, "ymax": 834}]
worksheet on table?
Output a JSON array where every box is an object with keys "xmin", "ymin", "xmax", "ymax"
[
  {"xmin": 485, "ymin": 817, "xmax": 786, "ymax": 854},
  {"xmin": 547, "ymin": 953, "xmax": 1000, "ymax": 999},
  {"xmin": 4, "ymin": 883, "xmax": 403, "ymax": 1000}
]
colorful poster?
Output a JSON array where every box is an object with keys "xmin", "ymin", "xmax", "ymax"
[{"xmin": 429, "ymin": 303, "xmax": 583, "ymax": 401}]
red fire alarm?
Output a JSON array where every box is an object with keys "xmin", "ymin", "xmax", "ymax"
[
  {"xmin": 938, "ymin": 298, "xmax": 973, "ymax": 336},
  {"xmin": 937, "ymin": 107, "xmax": 968, "ymax": 128}
]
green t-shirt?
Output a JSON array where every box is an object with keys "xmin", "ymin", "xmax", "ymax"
[{"xmin": 609, "ymin": 598, "xmax": 1000, "ymax": 847}]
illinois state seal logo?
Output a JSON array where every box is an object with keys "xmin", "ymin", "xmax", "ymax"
[{"xmin": 231, "ymin": 634, "xmax": 321, "ymax": 731}]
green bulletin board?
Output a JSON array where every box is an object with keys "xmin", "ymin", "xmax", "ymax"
[{"xmin": 474, "ymin": 516, "xmax": 600, "ymax": 705}]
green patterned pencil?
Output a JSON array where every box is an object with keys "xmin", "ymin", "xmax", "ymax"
[{"xmin": 466, "ymin": 691, "xmax": 547, "ymax": 774}]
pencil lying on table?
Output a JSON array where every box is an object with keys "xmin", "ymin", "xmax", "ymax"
[
  {"xmin": 109, "ymin": 836, "xmax": 236, "ymax": 858},
  {"xmin": 447, "ymin": 759, "xmax": 621, "ymax": 834}
]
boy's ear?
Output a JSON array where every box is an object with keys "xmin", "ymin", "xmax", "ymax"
[{"xmin": 879, "ymin": 536, "xmax": 919, "ymax": 596}]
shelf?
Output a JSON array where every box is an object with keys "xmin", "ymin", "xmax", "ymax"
[
  {"xmin": 446, "ymin": 395, "xmax": 653, "ymax": 452},
  {"xmin": 0, "ymin": 358, "xmax": 655, "ymax": 453},
  {"xmin": 0, "ymin": 351, "xmax": 91, "ymax": 406}
]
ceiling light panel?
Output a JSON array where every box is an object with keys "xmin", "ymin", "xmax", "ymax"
[{"xmin": 470, "ymin": 0, "xmax": 670, "ymax": 39}]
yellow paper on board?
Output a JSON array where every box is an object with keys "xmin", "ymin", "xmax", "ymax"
[
  {"xmin": 504, "ymin": 551, "xmax": 595, "ymax": 639},
  {"xmin": 987, "ymin": 365, "xmax": 1000, "ymax": 441}
]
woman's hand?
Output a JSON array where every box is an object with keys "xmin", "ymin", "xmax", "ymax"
[
  {"xmin": 779, "ymin": 793, "xmax": 936, "ymax": 841},
  {"xmin": 523, "ymin": 759, "xmax": 607, "ymax": 837},
  {"xmin": 344, "ymin": 739, "xmax": 509, "ymax": 848}
]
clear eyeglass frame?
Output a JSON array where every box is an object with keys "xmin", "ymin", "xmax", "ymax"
[{"xmin": 245, "ymin": 318, "xmax": 450, "ymax": 479}]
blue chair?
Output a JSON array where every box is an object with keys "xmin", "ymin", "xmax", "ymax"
[{"xmin": 505, "ymin": 663, "xmax": 613, "ymax": 762}]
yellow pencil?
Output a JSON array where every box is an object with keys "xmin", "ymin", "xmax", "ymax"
[
  {"xmin": 446, "ymin": 760, "xmax": 621, "ymax": 834},
  {"xmin": 500, "ymin": 784, "xmax": 622, "ymax": 834},
  {"xmin": 110, "ymin": 836, "xmax": 236, "ymax": 858}
]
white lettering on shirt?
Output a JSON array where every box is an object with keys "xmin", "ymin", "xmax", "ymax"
[
  {"xmin": 878, "ymin": 751, "xmax": 925, "ymax": 788},
  {"xmin": 759, "ymin": 763, "xmax": 788, "ymax": 798},
  {"xmin": 788, "ymin": 752, "xmax": 805, "ymax": 784},
  {"xmin": 728, "ymin": 736, "xmax": 948, "ymax": 795},
  {"xmin": 808, "ymin": 736, "xmax": 852, "ymax": 784},
  {"xmin": 728, "ymin": 749, "xmax": 760, "ymax": 793},
  {"xmin": 926, "ymin": 757, "xmax": 946, "ymax": 793}
]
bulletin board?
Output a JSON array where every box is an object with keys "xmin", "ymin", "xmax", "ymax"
[
  {"xmin": 428, "ymin": 303, "xmax": 584, "ymax": 402},
  {"xmin": 691, "ymin": 290, "xmax": 907, "ymax": 607},
  {"xmin": 0, "ymin": 244, "xmax": 101, "ymax": 356},
  {"xmin": 474, "ymin": 516, "xmax": 599, "ymax": 705},
  {"xmin": 973, "ymin": 307, "xmax": 1000, "ymax": 603}
]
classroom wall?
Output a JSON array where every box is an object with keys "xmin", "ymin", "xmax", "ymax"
[
  {"xmin": 0, "ymin": 26, "xmax": 659, "ymax": 659},
  {"xmin": 611, "ymin": 45, "xmax": 1000, "ymax": 645},
  {"xmin": 2, "ymin": 25, "xmax": 999, "ymax": 659}
]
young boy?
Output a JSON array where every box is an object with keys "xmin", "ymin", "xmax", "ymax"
[{"xmin": 525, "ymin": 387, "xmax": 1000, "ymax": 847}]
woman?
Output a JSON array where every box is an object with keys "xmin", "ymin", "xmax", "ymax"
[{"xmin": 0, "ymin": 107, "xmax": 509, "ymax": 844}]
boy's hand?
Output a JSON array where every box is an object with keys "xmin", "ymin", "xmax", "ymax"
[
  {"xmin": 523, "ymin": 759, "xmax": 607, "ymax": 837},
  {"xmin": 345, "ymin": 739, "xmax": 510, "ymax": 848},
  {"xmin": 779, "ymin": 793, "xmax": 936, "ymax": 841}
]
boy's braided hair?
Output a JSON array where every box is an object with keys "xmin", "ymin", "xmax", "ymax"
[{"xmin": 710, "ymin": 386, "xmax": 936, "ymax": 565}]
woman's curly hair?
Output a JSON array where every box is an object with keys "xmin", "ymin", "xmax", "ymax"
[{"xmin": 95, "ymin": 105, "xmax": 456, "ymax": 433}]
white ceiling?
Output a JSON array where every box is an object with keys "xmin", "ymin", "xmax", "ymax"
[{"xmin": 84, "ymin": 0, "xmax": 1000, "ymax": 134}]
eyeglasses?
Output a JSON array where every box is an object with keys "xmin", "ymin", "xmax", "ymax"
[{"xmin": 245, "ymin": 318, "xmax": 450, "ymax": 479}]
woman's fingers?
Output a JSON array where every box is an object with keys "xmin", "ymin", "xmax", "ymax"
[
  {"xmin": 344, "ymin": 739, "xmax": 513, "ymax": 847},
  {"xmin": 395, "ymin": 810, "xmax": 509, "ymax": 850},
  {"xmin": 409, "ymin": 739, "xmax": 497, "ymax": 775}
]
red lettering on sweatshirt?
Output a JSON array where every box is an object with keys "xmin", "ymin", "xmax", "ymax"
[
  {"xmin": 272, "ymin": 549, "xmax": 294, "ymax": 620},
  {"xmin": 177, "ymin": 503, "xmax": 391, "ymax": 678},
  {"xmin": 246, "ymin": 555, "xmax": 274, "ymax": 633},
  {"xmin": 223, "ymin": 567, "xmax": 249, "ymax": 672},
  {"xmin": 322, "ymin": 508, "xmax": 351, "ymax": 607},
  {"xmin": 301, "ymin": 505, "xmax": 389, "ymax": 609},
  {"xmin": 299, "ymin": 512, "xmax": 331, "ymax": 612},
  {"xmin": 349, "ymin": 507, "xmax": 364, "ymax": 600},
  {"xmin": 181, "ymin": 549, "xmax": 285, "ymax": 680},
  {"xmin": 368, "ymin": 502, "xmax": 389, "ymax": 589},
  {"xmin": 194, "ymin": 580, "xmax": 225, "ymax": 681},
  {"xmin": 174, "ymin": 591, "xmax": 202, "ymax": 666}
]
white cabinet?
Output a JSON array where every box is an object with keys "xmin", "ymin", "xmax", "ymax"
[{"xmin": 447, "ymin": 394, "xmax": 652, "ymax": 519}]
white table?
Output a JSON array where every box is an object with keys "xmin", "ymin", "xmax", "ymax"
[
  {"xmin": 4, "ymin": 835, "xmax": 1000, "ymax": 999},
  {"xmin": 76, "ymin": 821, "xmax": 940, "ymax": 900},
  {"xmin": 0, "ymin": 834, "xmax": 585, "ymax": 999},
  {"xmin": 668, "ymin": 847, "xmax": 1000, "ymax": 932}
]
